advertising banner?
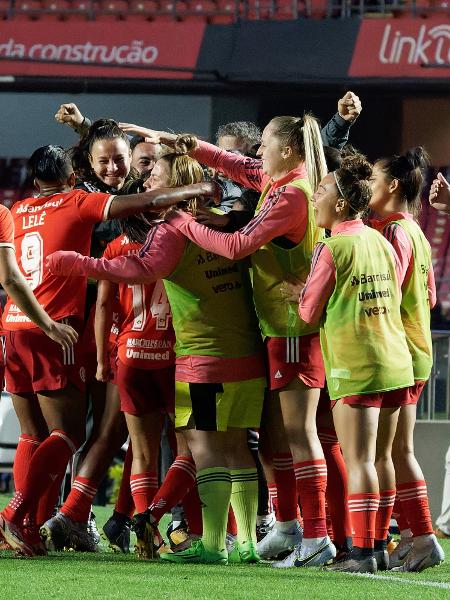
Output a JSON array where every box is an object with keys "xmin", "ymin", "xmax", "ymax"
[
  {"xmin": 349, "ymin": 17, "xmax": 450, "ymax": 78},
  {"xmin": 0, "ymin": 22, "xmax": 205, "ymax": 79}
]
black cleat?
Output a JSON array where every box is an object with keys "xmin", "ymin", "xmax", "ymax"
[{"xmin": 102, "ymin": 511, "xmax": 131, "ymax": 554}]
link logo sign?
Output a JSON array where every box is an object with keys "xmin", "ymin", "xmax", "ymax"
[{"xmin": 349, "ymin": 17, "xmax": 450, "ymax": 77}]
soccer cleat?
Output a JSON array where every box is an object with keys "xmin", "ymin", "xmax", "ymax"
[
  {"xmin": 374, "ymin": 549, "xmax": 389, "ymax": 571},
  {"xmin": 386, "ymin": 533, "xmax": 398, "ymax": 555},
  {"xmin": 387, "ymin": 535, "xmax": 413, "ymax": 569},
  {"xmin": 294, "ymin": 536, "xmax": 336, "ymax": 568},
  {"xmin": 272, "ymin": 543, "xmax": 301, "ymax": 568},
  {"xmin": 172, "ymin": 533, "xmax": 202, "ymax": 553},
  {"xmin": 160, "ymin": 539, "xmax": 228, "ymax": 564},
  {"xmin": 167, "ymin": 519, "xmax": 190, "ymax": 549},
  {"xmin": 435, "ymin": 528, "xmax": 450, "ymax": 540},
  {"xmin": 0, "ymin": 514, "xmax": 35, "ymax": 557},
  {"xmin": 87, "ymin": 513, "xmax": 101, "ymax": 546},
  {"xmin": 256, "ymin": 513, "xmax": 276, "ymax": 542},
  {"xmin": 228, "ymin": 541, "xmax": 260, "ymax": 564},
  {"xmin": 40, "ymin": 512, "xmax": 71, "ymax": 551},
  {"xmin": 102, "ymin": 511, "xmax": 131, "ymax": 553},
  {"xmin": 391, "ymin": 536, "xmax": 445, "ymax": 573},
  {"xmin": 225, "ymin": 532, "xmax": 237, "ymax": 554},
  {"xmin": 132, "ymin": 511, "xmax": 163, "ymax": 559},
  {"xmin": 257, "ymin": 521, "xmax": 303, "ymax": 560},
  {"xmin": 324, "ymin": 552, "xmax": 377, "ymax": 573}
]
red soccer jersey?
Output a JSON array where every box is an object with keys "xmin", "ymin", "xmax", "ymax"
[
  {"xmin": 3, "ymin": 190, "xmax": 112, "ymax": 330},
  {"xmin": 104, "ymin": 234, "xmax": 175, "ymax": 370},
  {"xmin": 0, "ymin": 204, "xmax": 15, "ymax": 335}
]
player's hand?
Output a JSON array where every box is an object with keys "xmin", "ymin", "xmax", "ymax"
[
  {"xmin": 46, "ymin": 250, "xmax": 83, "ymax": 276},
  {"xmin": 119, "ymin": 123, "xmax": 162, "ymax": 144},
  {"xmin": 199, "ymin": 180, "xmax": 223, "ymax": 205},
  {"xmin": 196, "ymin": 206, "xmax": 229, "ymax": 228},
  {"xmin": 55, "ymin": 103, "xmax": 85, "ymax": 128},
  {"xmin": 429, "ymin": 172, "xmax": 450, "ymax": 214},
  {"xmin": 95, "ymin": 362, "xmax": 111, "ymax": 383},
  {"xmin": 338, "ymin": 91, "xmax": 362, "ymax": 123},
  {"xmin": 44, "ymin": 320, "xmax": 79, "ymax": 350},
  {"xmin": 279, "ymin": 276, "xmax": 306, "ymax": 302}
]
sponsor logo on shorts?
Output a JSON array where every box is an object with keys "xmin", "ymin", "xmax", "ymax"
[
  {"xmin": 79, "ymin": 367, "xmax": 86, "ymax": 382},
  {"xmin": 274, "ymin": 370, "xmax": 283, "ymax": 379}
]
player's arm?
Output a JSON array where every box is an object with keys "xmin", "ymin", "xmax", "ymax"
[
  {"xmin": 321, "ymin": 91, "xmax": 362, "ymax": 150},
  {"xmin": 46, "ymin": 223, "xmax": 186, "ymax": 284},
  {"xmin": 94, "ymin": 280, "xmax": 116, "ymax": 383},
  {"xmin": 55, "ymin": 103, "xmax": 91, "ymax": 136},
  {"xmin": 107, "ymin": 181, "xmax": 221, "ymax": 219},
  {"xmin": 298, "ymin": 243, "xmax": 336, "ymax": 324},
  {"xmin": 429, "ymin": 173, "xmax": 450, "ymax": 214},
  {"xmin": 166, "ymin": 185, "xmax": 307, "ymax": 260},
  {"xmin": 0, "ymin": 247, "xmax": 78, "ymax": 349}
]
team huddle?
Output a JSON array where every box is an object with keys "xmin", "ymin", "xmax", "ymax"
[{"xmin": 0, "ymin": 92, "xmax": 447, "ymax": 575}]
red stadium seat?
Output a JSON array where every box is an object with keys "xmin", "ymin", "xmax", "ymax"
[
  {"xmin": 96, "ymin": 0, "xmax": 128, "ymax": 19},
  {"xmin": 126, "ymin": 0, "xmax": 158, "ymax": 20},
  {"xmin": 156, "ymin": 0, "xmax": 186, "ymax": 21},
  {"xmin": 66, "ymin": 0, "xmax": 94, "ymax": 20},
  {"xmin": 41, "ymin": 0, "xmax": 71, "ymax": 20},
  {"xmin": 179, "ymin": 0, "xmax": 215, "ymax": 21},
  {"xmin": 12, "ymin": 0, "xmax": 42, "ymax": 20},
  {"xmin": 0, "ymin": 0, "xmax": 11, "ymax": 19},
  {"xmin": 244, "ymin": 0, "xmax": 274, "ymax": 19},
  {"xmin": 209, "ymin": 0, "xmax": 237, "ymax": 23}
]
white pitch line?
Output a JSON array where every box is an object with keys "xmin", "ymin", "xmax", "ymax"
[{"xmin": 347, "ymin": 571, "xmax": 450, "ymax": 590}]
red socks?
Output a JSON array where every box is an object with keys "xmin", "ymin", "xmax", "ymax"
[
  {"xmin": 130, "ymin": 472, "xmax": 158, "ymax": 513},
  {"xmin": 348, "ymin": 493, "xmax": 380, "ymax": 548},
  {"xmin": 397, "ymin": 480, "xmax": 433, "ymax": 536},
  {"xmin": 182, "ymin": 483, "xmax": 203, "ymax": 536},
  {"xmin": 319, "ymin": 428, "xmax": 351, "ymax": 546},
  {"xmin": 375, "ymin": 489, "xmax": 396, "ymax": 542},
  {"xmin": 273, "ymin": 453, "xmax": 297, "ymax": 522},
  {"xmin": 61, "ymin": 477, "xmax": 98, "ymax": 522},
  {"xmin": 13, "ymin": 434, "xmax": 41, "ymax": 491},
  {"xmin": 149, "ymin": 455, "xmax": 197, "ymax": 523},
  {"xmin": 268, "ymin": 482, "xmax": 278, "ymax": 515},
  {"xmin": 115, "ymin": 445, "xmax": 134, "ymax": 518},
  {"xmin": 3, "ymin": 429, "xmax": 77, "ymax": 524},
  {"xmin": 294, "ymin": 459, "xmax": 328, "ymax": 538},
  {"xmin": 393, "ymin": 496, "xmax": 410, "ymax": 531}
]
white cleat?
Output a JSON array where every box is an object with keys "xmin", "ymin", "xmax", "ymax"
[
  {"xmin": 272, "ymin": 543, "xmax": 301, "ymax": 568},
  {"xmin": 388, "ymin": 536, "xmax": 413, "ymax": 569},
  {"xmin": 257, "ymin": 521, "xmax": 303, "ymax": 560},
  {"xmin": 391, "ymin": 535, "xmax": 445, "ymax": 573},
  {"xmin": 293, "ymin": 536, "xmax": 336, "ymax": 568}
]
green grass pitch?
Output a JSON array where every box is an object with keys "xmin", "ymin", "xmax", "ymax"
[{"xmin": 0, "ymin": 494, "xmax": 449, "ymax": 600}]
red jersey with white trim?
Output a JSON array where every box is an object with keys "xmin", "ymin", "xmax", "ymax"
[
  {"xmin": 3, "ymin": 190, "xmax": 112, "ymax": 330},
  {"xmin": 103, "ymin": 234, "xmax": 175, "ymax": 370},
  {"xmin": 0, "ymin": 205, "xmax": 15, "ymax": 335}
]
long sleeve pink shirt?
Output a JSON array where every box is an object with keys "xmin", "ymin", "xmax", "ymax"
[
  {"xmin": 370, "ymin": 212, "xmax": 436, "ymax": 308},
  {"xmin": 46, "ymin": 221, "xmax": 265, "ymax": 383},
  {"xmin": 299, "ymin": 220, "xmax": 402, "ymax": 325},
  {"xmin": 166, "ymin": 140, "xmax": 310, "ymax": 259}
]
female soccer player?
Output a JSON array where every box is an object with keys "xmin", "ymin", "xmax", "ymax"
[
  {"xmin": 369, "ymin": 148, "xmax": 445, "ymax": 572},
  {"xmin": 297, "ymin": 153, "xmax": 415, "ymax": 573},
  {"xmin": 46, "ymin": 139, "xmax": 267, "ymax": 566},
  {"xmin": 0, "ymin": 144, "xmax": 217, "ymax": 557},
  {"xmin": 119, "ymin": 115, "xmax": 333, "ymax": 567}
]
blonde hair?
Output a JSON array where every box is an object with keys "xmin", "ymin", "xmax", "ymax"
[
  {"xmin": 160, "ymin": 133, "xmax": 204, "ymax": 216},
  {"xmin": 269, "ymin": 113, "xmax": 327, "ymax": 192}
]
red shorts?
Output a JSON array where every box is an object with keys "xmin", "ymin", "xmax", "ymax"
[
  {"xmin": 116, "ymin": 361, "xmax": 175, "ymax": 416},
  {"xmin": 265, "ymin": 333, "xmax": 325, "ymax": 391},
  {"xmin": 407, "ymin": 380, "xmax": 427, "ymax": 405},
  {"xmin": 5, "ymin": 319, "xmax": 85, "ymax": 394},
  {"xmin": 109, "ymin": 343, "xmax": 118, "ymax": 385},
  {"xmin": 331, "ymin": 387, "xmax": 410, "ymax": 409}
]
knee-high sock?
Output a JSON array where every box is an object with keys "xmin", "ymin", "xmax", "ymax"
[
  {"xmin": 115, "ymin": 444, "xmax": 134, "ymax": 518},
  {"xmin": 13, "ymin": 435, "xmax": 41, "ymax": 491},
  {"xmin": 272, "ymin": 453, "xmax": 297, "ymax": 522},
  {"xmin": 348, "ymin": 493, "xmax": 380, "ymax": 549},
  {"xmin": 61, "ymin": 476, "xmax": 97, "ymax": 522},
  {"xmin": 397, "ymin": 480, "xmax": 433, "ymax": 536},
  {"xmin": 319, "ymin": 428, "xmax": 351, "ymax": 546},
  {"xmin": 230, "ymin": 468, "xmax": 258, "ymax": 544},
  {"xmin": 3, "ymin": 429, "xmax": 77, "ymax": 525},
  {"xmin": 196, "ymin": 467, "xmax": 231, "ymax": 552},
  {"xmin": 294, "ymin": 459, "xmax": 328, "ymax": 538},
  {"xmin": 150, "ymin": 455, "xmax": 196, "ymax": 523},
  {"xmin": 130, "ymin": 472, "xmax": 158, "ymax": 513},
  {"xmin": 375, "ymin": 489, "xmax": 396, "ymax": 543}
]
